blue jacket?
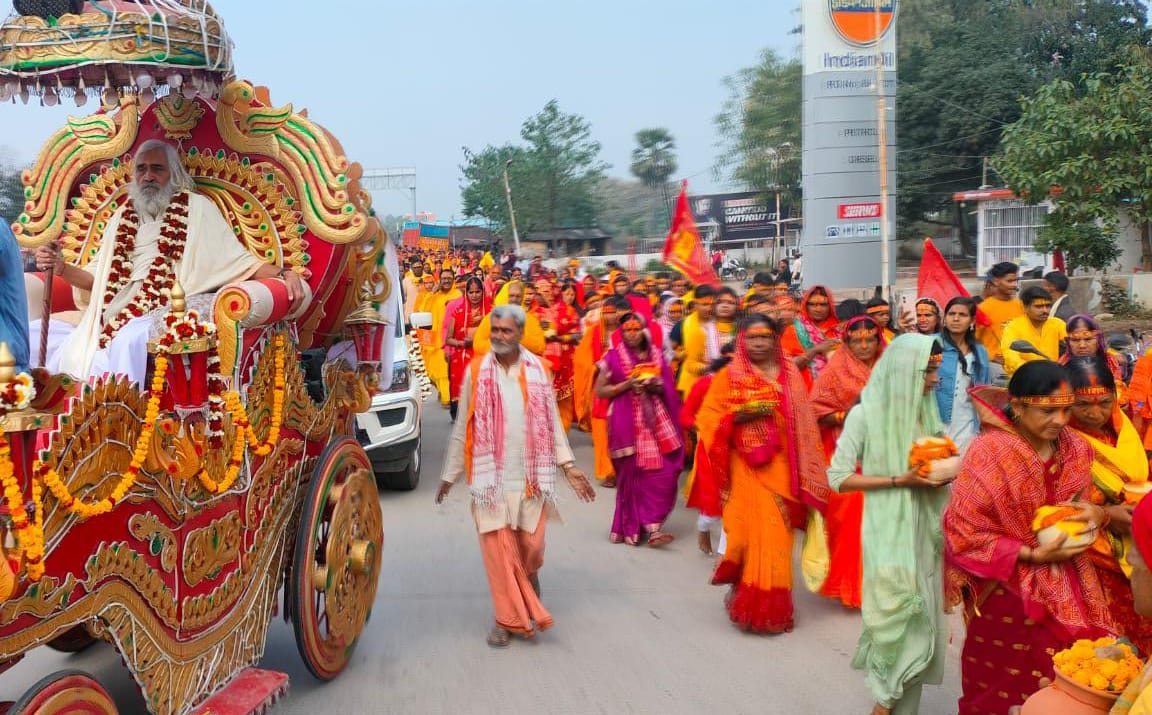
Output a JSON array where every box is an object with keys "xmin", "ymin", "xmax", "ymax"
[
  {"xmin": 0, "ymin": 221, "xmax": 28, "ymax": 373},
  {"xmin": 934, "ymin": 334, "xmax": 990, "ymax": 424}
]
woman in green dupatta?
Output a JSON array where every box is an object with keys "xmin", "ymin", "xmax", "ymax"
[{"xmin": 827, "ymin": 334, "xmax": 953, "ymax": 715}]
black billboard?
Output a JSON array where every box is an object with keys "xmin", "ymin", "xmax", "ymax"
[{"xmin": 689, "ymin": 191, "xmax": 792, "ymax": 241}]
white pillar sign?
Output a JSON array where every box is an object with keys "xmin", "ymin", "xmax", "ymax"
[{"xmin": 801, "ymin": 0, "xmax": 898, "ymax": 290}]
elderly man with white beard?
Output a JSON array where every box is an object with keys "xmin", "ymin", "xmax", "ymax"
[
  {"xmin": 31, "ymin": 139, "xmax": 305, "ymax": 383},
  {"xmin": 436, "ymin": 304, "xmax": 595, "ymax": 648}
]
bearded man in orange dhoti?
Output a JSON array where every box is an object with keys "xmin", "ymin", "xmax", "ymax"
[{"xmin": 437, "ymin": 304, "xmax": 595, "ymax": 648}]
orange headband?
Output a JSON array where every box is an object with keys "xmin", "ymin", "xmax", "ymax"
[
  {"xmin": 622, "ymin": 318, "xmax": 643, "ymax": 330},
  {"xmin": 1075, "ymin": 386, "xmax": 1112, "ymax": 398},
  {"xmin": 1068, "ymin": 329, "xmax": 1098, "ymax": 340},
  {"xmin": 746, "ymin": 326, "xmax": 776, "ymax": 338},
  {"xmin": 1019, "ymin": 391, "xmax": 1075, "ymax": 407}
]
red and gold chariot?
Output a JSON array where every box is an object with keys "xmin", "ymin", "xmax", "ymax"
[{"xmin": 0, "ymin": 2, "xmax": 396, "ymax": 713}]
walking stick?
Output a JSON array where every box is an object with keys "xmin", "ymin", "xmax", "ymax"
[{"xmin": 38, "ymin": 243, "xmax": 55, "ymax": 367}]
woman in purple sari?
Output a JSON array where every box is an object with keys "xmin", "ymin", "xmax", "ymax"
[{"xmin": 594, "ymin": 311, "xmax": 684, "ymax": 546}]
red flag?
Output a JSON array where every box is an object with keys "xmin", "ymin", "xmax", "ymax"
[
  {"xmin": 917, "ymin": 238, "xmax": 990, "ymax": 327},
  {"xmin": 663, "ymin": 181, "xmax": 718, "ymax": 286}
]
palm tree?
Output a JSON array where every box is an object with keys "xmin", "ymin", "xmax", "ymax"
[{"xmin": 629, "ymin": 128, "xmax": 678, "ymax": 234}]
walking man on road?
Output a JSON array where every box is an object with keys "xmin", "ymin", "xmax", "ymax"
[{"xmin": 436, "ymin": 304, "xmax": 596, "ymax": 648}]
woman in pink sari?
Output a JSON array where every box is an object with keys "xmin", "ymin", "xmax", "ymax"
[{"xmin": 594, "ymin": 311, "xmax": 684, "ymax": 546}]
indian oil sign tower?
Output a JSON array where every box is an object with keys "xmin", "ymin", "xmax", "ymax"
[{"xmin": 802, "ymin": 0, "xmax": 898, "ymax": 290}]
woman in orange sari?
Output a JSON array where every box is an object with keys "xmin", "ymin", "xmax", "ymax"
[
  {"xmin": 809, "ymin": 315, "xmax": 885, "ymax": 608},
  {"xmin": 574, "ymin": 296, "xmax": 627, "ymax": 487},
  {"xmin": 781, "ymin": 285, "xmax": 841, "ymax": 391},
  {"xmin": 1065, "ymin": 355, "xmax": 1152, "ymax": 655},
  {"xmin": 697, "ymin": 314, "xmax": 829, "ymax": 633}
]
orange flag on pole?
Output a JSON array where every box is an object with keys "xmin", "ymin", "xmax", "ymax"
[
  {"xmin": 663, "ymin": 181, "xmax": 718, "ymax": 287},
  {"xmin": 917, "ymin": 238, "xmax": 990, "ymax": 327}
]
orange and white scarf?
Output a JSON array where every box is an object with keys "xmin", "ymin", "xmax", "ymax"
[{"xmin": 465, "ymin": 349, "xmax": 558, "ymax": 510}]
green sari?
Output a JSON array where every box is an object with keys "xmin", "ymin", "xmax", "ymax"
[{"xmin": 827, "ymin": 334, "xmax": 948, "ymax": 714}]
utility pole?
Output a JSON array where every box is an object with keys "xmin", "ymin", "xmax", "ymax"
[
  {"xmin": 875, "ymin": 5, "xmax": 892, "ymax": 302},
  {"xmin": 502, "ymin": 159, "xmax": 521, "ymax": 255}
]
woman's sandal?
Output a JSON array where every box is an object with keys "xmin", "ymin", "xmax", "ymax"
[
  {"xmin": 648, "ymin": 532, "xmax": 675, "ymax": 548},
  {"xmin": 486, "ymin": 626, "xmax": 511, "ymax": 648},
  {"xmin": 601, "ymin": 477, "xmax": 617, "ymax": 488}
]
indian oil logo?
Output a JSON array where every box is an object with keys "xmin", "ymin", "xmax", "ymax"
[{"xmin": 829, "ymin": 0, "xmax": 896, "ymax": 46}]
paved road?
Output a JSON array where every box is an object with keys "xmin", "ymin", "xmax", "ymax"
[{"xmin": 3, "ymin": 409, "xmax": 964, "ymax": 714}]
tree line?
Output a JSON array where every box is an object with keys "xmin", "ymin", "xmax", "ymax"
[{"xmin": 715, "ymin": 0, "xmax": 1152, "ymax": 271}]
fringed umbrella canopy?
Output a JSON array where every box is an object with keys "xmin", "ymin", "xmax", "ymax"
[{"xmin": 0, "ymin": 0, "xmax": 233, "ymax": 107}]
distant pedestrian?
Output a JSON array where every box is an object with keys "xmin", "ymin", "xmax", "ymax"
[
  {"xmin": 1043, "ymin": 270, "xmax": 1076, "ymax": 322},
  {"xmin": 436, "ymin": 305, "xmax": 595, "ymax": 648}
]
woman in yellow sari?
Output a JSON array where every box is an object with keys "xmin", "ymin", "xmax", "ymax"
[
  {"xmin": 1065, "ymin": 356, "xmax": 1152, "ymax": 654},
  {"xmin": 413, "ymin": 272, "xmax": 449, "ymax": 406},
  {"xmin": 426, "ymin": 269, "xmax": 460, "ymax": 406}
]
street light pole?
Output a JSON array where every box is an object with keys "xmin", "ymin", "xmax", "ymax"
[
  {"xmin": 502, "ymin": 159, "xmax": 521, "ymax": 255},
  {"xmin": 770, "ymin": 142, "xmax": 792, "ymax": 267}
]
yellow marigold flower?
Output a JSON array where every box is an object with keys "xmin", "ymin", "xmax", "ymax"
[{"xmin": 1090, "ymin": 674, "xmax": 1110, "ymax": 691}]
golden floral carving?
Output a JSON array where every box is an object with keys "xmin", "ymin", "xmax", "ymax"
[
  {"xmin": 181, "ymin": 513, "xmax": 241, "ymax": 588},
  {"xmin": 12, "ymin": 98, "xmax": 139, "ymax": 249},
  {"xmin": 0, "ymin": 574, "xmax": 77, "ymax": 621},
  {"xmin": 154, "ymin": 94, "xmax": 205, "ymax": 139},
  {"xmin": 85, "ymin": 542, "xmax": 177, "ymax": 628},
  {"xmin": 128, "ymin": 513, "xmax": 177, "ymax": 574}
]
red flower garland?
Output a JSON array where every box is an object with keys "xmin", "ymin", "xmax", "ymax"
[{"xmin": 100, "ymin": 191, "xmax": 192, "ymax": 347}]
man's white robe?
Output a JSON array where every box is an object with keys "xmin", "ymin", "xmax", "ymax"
[{"xmin": 36, "ymin": 192, "xmax": 263, "ymax": 383}]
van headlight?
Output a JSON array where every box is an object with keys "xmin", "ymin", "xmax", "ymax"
[{"xmin": 387, "ymin": 360, "xmax": 410, "ymax": 393}]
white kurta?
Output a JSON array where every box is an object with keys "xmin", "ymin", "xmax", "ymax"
[
  {"xmin": 48, "ymin": 193, "xmax": 263, "ymax": 381},
  {"xmin": 440, "ymin": 354, "xmax": 575, "ymax": 534}
]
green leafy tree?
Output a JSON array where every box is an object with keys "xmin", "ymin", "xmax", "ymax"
[
  {"xmin": 629, "ymin": 127, "xmax": 678, "ymax": 232},
  {"xmin": 460, "ymin": 101, "xmax": 607, "ymax": 249},
  {"xmin": 997, "ymin": 56, "xmax": 1152, "ymax": 272},
  {"xmin": 0, "ymin": 147, "xmax": 25, "ymax": 220},
  {"xmin": 714, "ymin": 49, "xmax": 800, "ymax": 203},
  {"xmin": 896, "ymin": 0, "xmax": 1149, "ymax": 248},
  {"xmin": 1034, "ymin": 215, "xmax": 1121, "ymax": 275},
  {"xmin": 520, "ymin": 100, "xmax": 608, "ymax": 248}
]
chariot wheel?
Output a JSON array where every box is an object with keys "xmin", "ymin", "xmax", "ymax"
[
  {"xmin": 8, "ymin": 670, "xmax": 116, "ymax": 715},
  {"xmin": 290, "ymin": 438, "xmax": 383, "ymax": 681},
  {"xmin": 44, "ymin": 626, "xmax": 97, "ymax": 654}
]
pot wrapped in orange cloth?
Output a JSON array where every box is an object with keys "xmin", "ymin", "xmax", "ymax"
[
  {"xmin": 1033, "ymin": 505, "xmax": 1101, "ymax": 550},
  {"xmin": 908, "ymin": 436, "xmax": 960, "ymax": 483},
  {"xmin": 630, "ymin": 362, "xmax": 660, "ymax": 383}
]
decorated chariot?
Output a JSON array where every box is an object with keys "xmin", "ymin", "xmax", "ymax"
[{"xmin": 0, "ymin": 2, "xmax": 395, "ymax": 713}]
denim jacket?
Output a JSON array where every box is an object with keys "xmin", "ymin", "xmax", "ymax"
[{"xmin": 934, "ymin": 335, "xmax": 991, "ymax": 424}]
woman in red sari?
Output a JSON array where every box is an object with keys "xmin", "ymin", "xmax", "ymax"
[
  {"xmin": 444, "ymin": 276, "xmax": 490, "ymax": 422},
  {"xmin": 944, "ymin": 361, "xmax": 1117, "ymax": 714},
  {"xmin": 697, "ymin": 314, "xmax": 829, "ymax": 633},
  {"xmin": 809, "ymin": 315, "xmax": 885, "ymax": 608},
  {"xmin": 781, "ymin": 285, "xmax": 841, "ymax": 391},
  {"xmin": 533, "ymin": 278, "xmax": 582, "ymax": 432}
]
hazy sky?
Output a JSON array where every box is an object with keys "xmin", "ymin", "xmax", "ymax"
[{"xmin": 1, "ymin": 0, "xmax": 796, "ymax": 220}]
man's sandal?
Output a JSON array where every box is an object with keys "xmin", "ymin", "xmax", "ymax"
[{"xmin": 486, "ymin": 627, "xmax": 511, "ymax": 648}]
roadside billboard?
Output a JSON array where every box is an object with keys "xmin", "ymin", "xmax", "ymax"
[{"xmin": 689, "ymin": 191, "xmax": 794, "ymax": 242}]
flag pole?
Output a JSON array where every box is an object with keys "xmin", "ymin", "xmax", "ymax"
[{"xmin": 875, "ymin": 3, "xmax": 892, "ymax": 303}]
